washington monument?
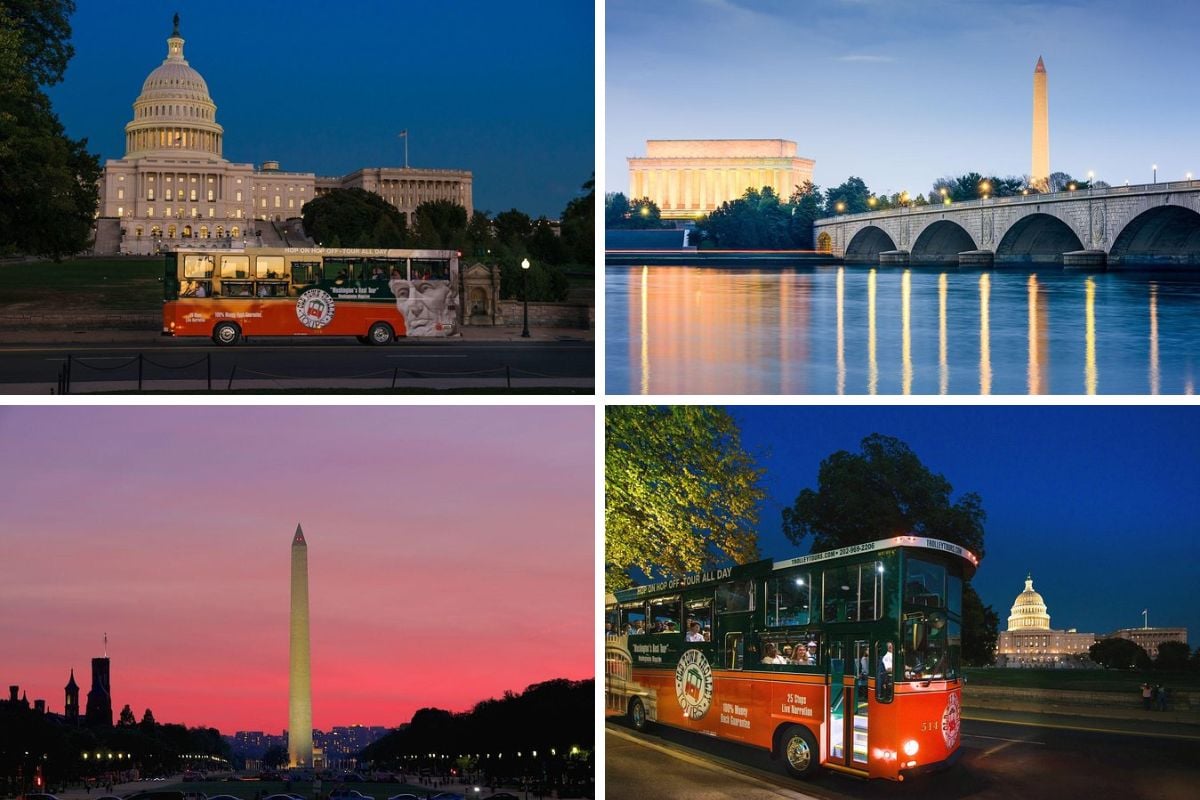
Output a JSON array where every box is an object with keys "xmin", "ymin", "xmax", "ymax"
[
  {"xmin": 1031, "ymin": 56, "xmax": 1049, "ymax": 190},
  {"xmin": 289, "ymin": 524, "xmax": 312, "ymax": 767}
]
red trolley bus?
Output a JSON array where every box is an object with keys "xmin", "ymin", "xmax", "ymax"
[
  {"xmin": 162, "ymin": 246, "xmax": 459, "ymax": 345},
  {"xmin": 605, "ymin": 535, "xmax": 978, "ymax": 782}
]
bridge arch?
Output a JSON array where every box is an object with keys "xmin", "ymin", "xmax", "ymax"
[
  {"xmin": 995, "ymin": 213, "xmax": 1084, "ymax": 265},
  {"xmin": 911, "ymin": 220, "xmax": 976, "ymax": 265},
  {"xmin": 1109, "ymin": 205, "xmax": 1200, "ymax": 267},
  {"xmin": 844, "ymin": 225, "xmax": 896, "ymax": 263}
]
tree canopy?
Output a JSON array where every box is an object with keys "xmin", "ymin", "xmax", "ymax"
[
  {"xmin": 410, "ymin": 199, "xmax": 468, "ymax": 249},
  {"xmin": 604, "ymin": 192, "xmax": 666, "ymax": 229},
  {"xmin": 1089, "ymin": 637, "xmax": 1151, "ymax": 670},
  {"xmin": 605, "ymin": 406, "xmax": 764, "ymax": 592},
  {"xmin": 558, "ymin": 174, "xmax": 593, "ymax": 264},
  {"xmin": 781, "ymin": 434, "xmax": 986, "ymax": 558},
  {"xmin": 780, "ymin": 434, "xmax": 996, "ymax": 665},
  {"xmin": 362, "ymin": 679, "xmax": 592, "ymax": 793},
  {"xmin": 300, "ymin": 187, "xmax": 407, "ymax": 248},
  {"xmin": 0, "ymin": 0, "xmax": 101, "ymax": 260}
]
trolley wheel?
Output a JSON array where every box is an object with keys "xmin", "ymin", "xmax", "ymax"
[
  {"xmin": 367, "ymin": 321, "xmax": 394, "ymax": 345},
  {"xmin": 212, "ymin": 321, "xmax": 241, "ymax": 346},
  {"xmin": 628, "ymin": 697, "xmax": 649, "ymax": 732},
  {"xmin": 779, "ymin": 724, "xmax": 819, "ymax": 779}
]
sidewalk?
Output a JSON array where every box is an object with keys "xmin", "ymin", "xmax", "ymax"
[{"xmin": 964, "ymin": 706, "xmax": 1200, "ymax": 740}]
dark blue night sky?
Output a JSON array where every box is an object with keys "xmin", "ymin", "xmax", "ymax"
[
  {"xmin": 730, "ymin": 406, "xmax": 1199, "ymax": 648},
  {"xmin": 47, "ymin": 1, "xmax": 594, "ymax": 218}
]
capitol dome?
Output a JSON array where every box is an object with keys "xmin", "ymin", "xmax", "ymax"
[
  {"xmin": 123, "ymin": 14, "xmax": 224, "ymax": 159},
  {"xmin": 1006, "ymin": 573, "xmax": 1052, "ymax": 631}
]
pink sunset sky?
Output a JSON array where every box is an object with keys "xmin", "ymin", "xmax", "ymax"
[{"xmin": 0, "ymin": 406, "xmax": 594, "ymax": 735}]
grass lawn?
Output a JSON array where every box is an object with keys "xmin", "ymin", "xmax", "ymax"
[
  {"xmin": 964, "ymin": 667, "xmax": 1200, "ymax": 692},
  {"xmin": 0, "ymin": 257, "xmax": 161, "ymax": 314},
  {"xmin": 161, "ymin": 781, "xmax": 442, "ymax": 800}
]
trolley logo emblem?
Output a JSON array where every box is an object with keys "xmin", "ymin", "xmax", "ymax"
[
  {"xmin": 674, "ymin": 649, "xmax": 714, "ymax": 720},
  {"xmin": 296, "ymin": 289, "xmax": 336, "ymax": 329},
  {"xmin": 942, "ymin": 692, "xmax": 961, "ymax": 748}
]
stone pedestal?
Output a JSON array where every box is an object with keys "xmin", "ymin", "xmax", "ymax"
[
  {"xmin": 958, "ymin": 250, "xmax": 995, "ymax": 268},
  {"xmin": 1062, "ymin": 250, "xmax": 1107, "ymax": 270},
  {"xmin": 879, "ymin": 249, "xmax": 909, "ymax": 266}
]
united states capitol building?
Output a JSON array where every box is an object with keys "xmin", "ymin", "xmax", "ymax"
[
  {"xmin": 95, "ymin": 16, "xmax": 472, "ymax": 255},
  {"xmin": 996, "ymin": 574, "xmax": 1187, "ymax": 667}
]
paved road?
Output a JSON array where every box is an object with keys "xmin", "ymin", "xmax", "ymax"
[
  {"xmin": 0, "ymin": 339, "xmax": 594, "ymax": 392},
  {"xmin": 606, "ymin": 715, "xmax": 1200, "ymax": 800}
]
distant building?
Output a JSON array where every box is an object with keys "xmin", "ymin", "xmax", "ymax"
[
  {"xmin": 96, "ymin": 16, "xmax": 472, "ymax": 255},
  {"xmin": 995, "ymin": 574, "xmax": 1097, "ymax": 668},
  {"xmin": 65, "ymin": 669, "xmax": 80, "ymax": 723},
  {"xmin": 1106, "ymin": 626, "xmax": 1188, "ymax": 660},
  {"xmin": 85, "ymin": 656, "xmax": 112, "ymax": 726},
  {"xmin": 627, "ymin": 139, "xmax": 815, "ymax": 219}
]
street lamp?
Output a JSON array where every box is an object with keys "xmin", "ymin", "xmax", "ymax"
[
  {"xmin": 940, "ymin": 187, "xmax": 950, "ymax": 206},
  {"xmin": 520, "ymin": 258, "xmax": 531, "ymax": 338},
  {"xmin": 1152, "ymin": 164, "xmax": 1158, "ymax": 184}
]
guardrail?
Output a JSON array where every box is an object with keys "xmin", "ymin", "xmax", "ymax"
[{"xmin": 54, "ymin": 353, "xmax": 579, "ymax": 393}]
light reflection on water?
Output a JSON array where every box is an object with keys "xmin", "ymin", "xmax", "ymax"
[{"xmin": 605, "ymin": 265, "xmax": 1200, "ymax": 395}]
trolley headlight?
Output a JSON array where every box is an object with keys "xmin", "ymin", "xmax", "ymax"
[{"xmin": 903, "ymin": 739, "xmax": 920, "ymax": 757}]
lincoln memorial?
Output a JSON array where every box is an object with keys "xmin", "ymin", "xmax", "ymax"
[{"xmin": 627, "ymin": 139, "xmax": 815, "ymax": 219}]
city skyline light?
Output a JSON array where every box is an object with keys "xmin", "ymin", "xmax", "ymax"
[
  {"xmin": 607, "ymin": 0, "xmax": 1200, "ymax": 200},
  {"xmin": 48, "ymin": 1, "xmax": 594, "ymax": 217},
  {"xmin": 729, "ymin": 406, "xmax": 1200, "ymax": 647},
  {"xmin": 0, "ymin": 406, "xmax": 594, "ymax": 734}
]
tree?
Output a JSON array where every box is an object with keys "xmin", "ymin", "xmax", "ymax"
[
  {"xmin": 301, "ymin": 187, "xmax": 407, "ymax": 248},
  {"xmin": 961, "ymin": 583, "xmax": 999, "ymax": 666},
  {"xmin": 781, "ymin": 434, "xmax": 995, "ymax": 661},
  {"xmin": 605, "ymin": 406, "xmax": 765, "ymax": 592},
  {"xmin": 1154, "ymin": 640, "xmax": 1190, "ymax": 671},
  {"xmin": 781, "ymin": 434, "xmax": 986, "ymax": 558},
  {"xmin": 528, "ymin": 217, "xmax": 566, "ymax": 265},
  {"xmin": 697, "ymin": 187, "xmax": 801, "ymax": 249},
  {"xmin": 1089, "ymin": 637, "xmax": 1150, "ymax": 670},
  {"xmin": 0, "ymin": 2, "xmax": 101, "ymax": 259},
  {"xmin": 464, "ymin": 210, "xmax": 495, "ymax": 257},
  {"xmin": 261, "ymin": 743, "xmax": 287, "ymax": 769},
  {"xmin": 117, "ymin": 704, "xmax": 136, "ymax": 727},
  {"xmin": 604, "ymin": 192, "xmax": 630, "ymax": 229},
  {"xmin": 824, "ymin": 177, "xmax": 872, "ymax": 214},
  {"xmin": 498, "ymin": 255, "xmax": 568, "ymax": 302},
  {"xmin": 411, "ymin": 199, "xmax": 468, "ymax": 249},
  {"xmin": 493, "ymin": 208, "xmax": 533, "ymax": 248},
  {"xmin": 1, "ymin": 0, "xmax": 76, "ymax": 86},
  {"xmin": 140, "ymin": 707, "xmax": 156, "ymax": 732},
  {"xmin": 558, "ymin": 174, "xmax": 593, "ymax": 264}
]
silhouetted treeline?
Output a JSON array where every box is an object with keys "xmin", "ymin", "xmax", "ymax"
[{"xmin": 362, "ymin": 678, "xmax": 593, "ymax": 765}]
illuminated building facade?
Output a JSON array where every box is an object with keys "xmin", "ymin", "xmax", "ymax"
[
  {"xmin": 97, "ymin": 16, "xmax": 471, "ymax": 255},
  {"xmin": 995, "ymin": 574, "xmax": 1097, "ymax": 668},
  {"xmin": 1107, "ymin": 627, "xmax": 1189, "ymax": 660},
  {"xmin": 627, "ymin": 139, "xmax": 815, "ymax": 219}
]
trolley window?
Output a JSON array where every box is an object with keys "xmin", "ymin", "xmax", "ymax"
[{"xmin": 765, "ymin": 570, "xmax": 812, "ymax": 627}]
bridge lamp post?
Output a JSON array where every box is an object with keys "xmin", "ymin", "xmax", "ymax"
[
  {"xmin": 1152, "ymin": 164, "xmax": 1158, "ymax": 184},
  {"xmin": 978, "ymin": 183, "xmax": 990, "ymax": 247},
  {"xmin": 835, "ymin": 202, "xmax": 846, "ymax": 256},
  {"xmin": 1087, "ymin": 170, "xmax": 1095, "ymax": 195}
]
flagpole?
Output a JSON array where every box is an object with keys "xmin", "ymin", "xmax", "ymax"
[{"xmin": 398, "ymin": 130, "xmax": 408, "ymax": 169}]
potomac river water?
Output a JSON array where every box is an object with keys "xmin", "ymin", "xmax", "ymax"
[{"xmin": 606, "ymin": 265, "xmax": 1200, "ymax": 395}]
